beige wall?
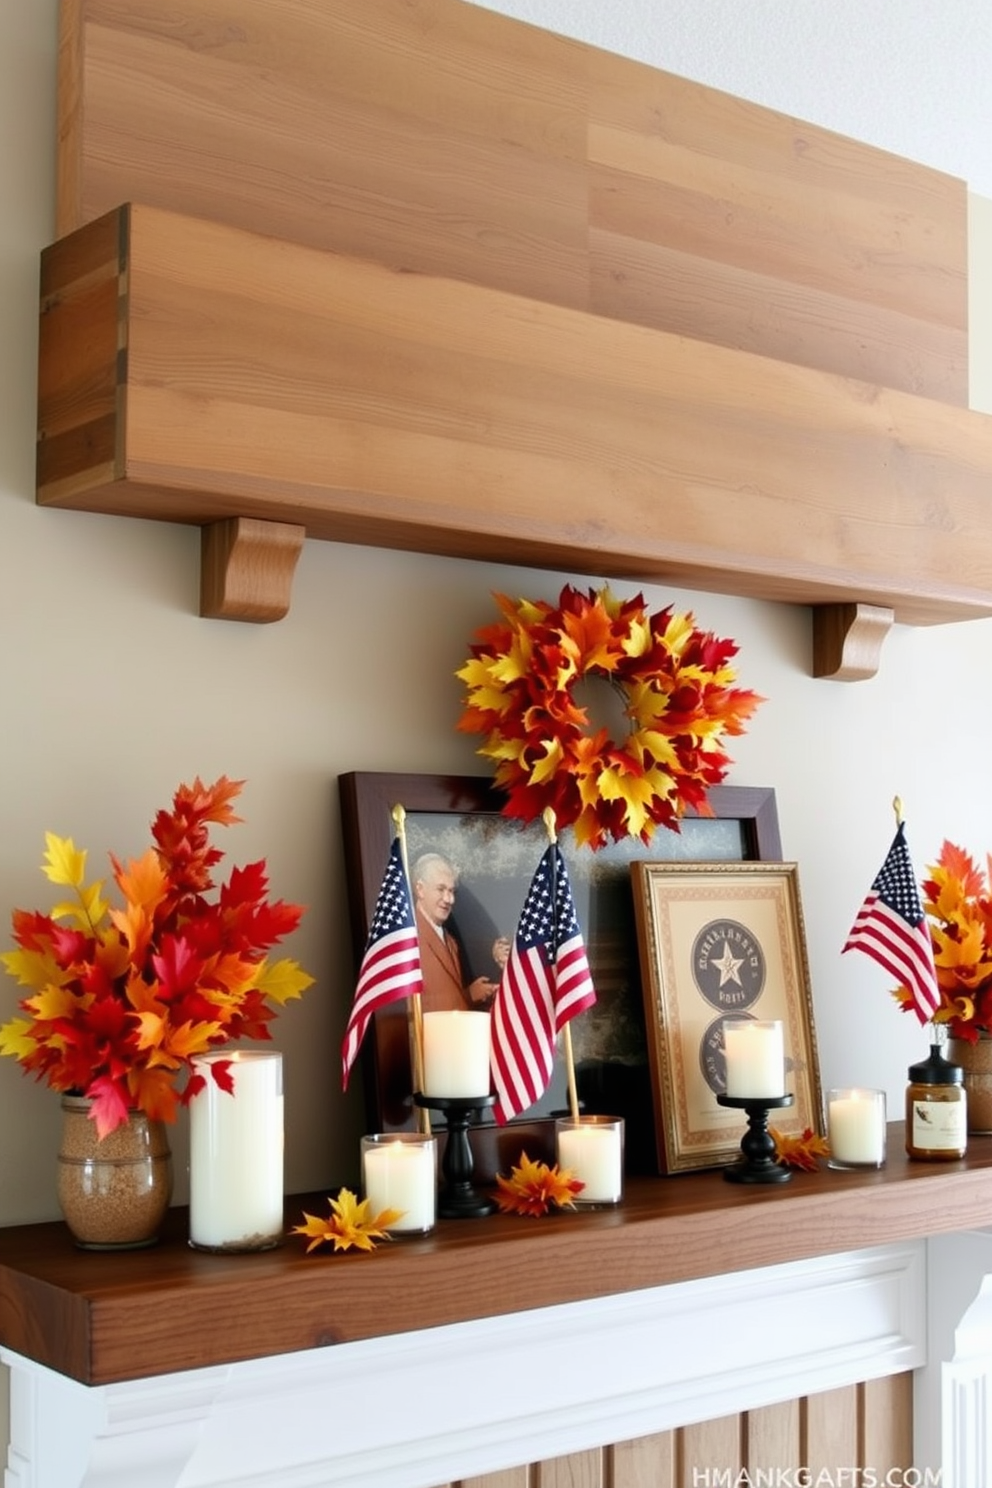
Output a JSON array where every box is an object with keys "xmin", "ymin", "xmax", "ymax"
[
  {"xmin": 3, "ymin": 0, "xmax": 992, "ymax": 1466},
  {"xmin": 3, "ymin": 5, "xmax": 992, "ymax": 1217}
]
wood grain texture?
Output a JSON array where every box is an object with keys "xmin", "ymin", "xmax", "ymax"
[
  {"xmin": 0, "ymin": 1126, "xmax": 986, "ymax": 1386},
  {"xmin": 746, "ymin": 1400, "xmax": 801, "ymax": 1475},
  {"xmin": 199, "ymin": 516, "xmax": 305, "ymax": 622},
  {"xmin": 534, "ymin": 1449, "xmax": 603, "ymax": 1488},
  {"xmin": 36, "ymin": 205, "xmax": 992, "ymax": 629},
  {"xmin": 56, "ymin": 0, "xmax": 967, "ymax": 402},
  {"xmin": 611, "ymin": 1431, "xmax": 676, "ymax": 1488},
  {"xmin": 861, "ymin": 1373, "xmax": 913, "ymax": 1474},
  {"xmin": 804, "ymin": 1386, "xmax": 858, "ymax": 1475},
  {"xmin": 681, "ymin": 1416, "xmax": 741, "ymax": 1484},
  {"xmin": 811, "ymin": 603, "xmax": 895, "ymax": 681}
]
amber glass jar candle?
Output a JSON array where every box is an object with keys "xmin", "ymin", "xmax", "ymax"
[{"xmin": 905, "ymin": 1044, "xmax": 967, "ymax": 1160}]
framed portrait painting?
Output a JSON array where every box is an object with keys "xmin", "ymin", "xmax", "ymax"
[
  {"xmin": 631, "ymin": 861, "xmax": 822, "ymax": 1174},
  {"xmin": 338, "ymin": 771, "xmax": 785, "ymax": 1178}
]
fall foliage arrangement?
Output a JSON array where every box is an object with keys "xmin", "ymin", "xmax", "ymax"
[
  {"xmin": 457, "ymin": 584, "xmax": 763, "ymax": 850},
  {"xmin": 898, "ymin": 841, "xmax": 992, "ymax": 1041},
  {"xmin": 0, "ymin": 777, "xmax": 313, "ymax": 1136}
]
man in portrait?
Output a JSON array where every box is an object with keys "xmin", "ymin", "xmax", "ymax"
[{"xmin": 411, "ymin": 852, "xmax": 508, "ymax": 1013}]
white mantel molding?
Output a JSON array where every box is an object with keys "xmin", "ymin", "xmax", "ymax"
[{"xmin": 3, "ymin": 1241, "xmax": 932, "ymax": 1488}]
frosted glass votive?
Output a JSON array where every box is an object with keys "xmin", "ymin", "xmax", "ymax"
[
  {"xmin": 555, "ymin": 1116, "xmax": 624, "ymax": 1205},
  {"xmin": 827, "ymin": 1088, "xmax": 886, "ymax": 1169},
  {"xmin": 361, "ymin": 1132, "xmax": 438, "ymax": 1234}
]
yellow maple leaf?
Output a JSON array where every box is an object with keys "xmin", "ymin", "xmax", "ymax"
[
  {"xmin": 49, "ymin": 875, "xmax": 109, "ymax": 930},
  {"xmin": 24, "ymin": 984, "xmax": 83, "ymax": 1022},
  {"xmin": 133, "ymin": 1009, "xmax": 167, "ymax": 1052},
  {"xmin": 0, "ymin": 1018, "xmax": 39, "ymax": 1060},
  {"xmin": 1, "ymin": 945, "xmax": 68, "ymax": 991},
  {"xmin": 254, "ymin": 958, "xmax": 316, "ymax": 1006},
  {"xmin": 292, "ymin": 1188, "xmax": 404, "ymax": 1253},
  {"xmin": 163, "ymin": 1018, "xmax": 224, "ymax": 1061},
  {"xmin": 41, "ymin": 833, "xmax": 87, "ymax": 889}
]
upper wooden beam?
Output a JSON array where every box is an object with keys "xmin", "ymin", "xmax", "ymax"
[
  {"xmin": 36, "ymin": 204, "xmax": 992, "ymax": 646},
  {"xmin": 57, "ymin": 0, "xmax": 967, "ymax": 403}
]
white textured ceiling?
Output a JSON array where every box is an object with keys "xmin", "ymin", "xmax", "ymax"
[{"xmin": 471, "ymin": 0, "xmax": 992, "ymax": 200}]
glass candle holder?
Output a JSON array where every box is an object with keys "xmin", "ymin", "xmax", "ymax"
[
  {"xmin": 555, "ymin": 1115, "xmax": 624, "ymax": 1205},
  {"xmin": 827, "ymin": 1087, "xmax": 886, "ymax": 1169},
  {"xmin": 361, "ymin": 1132, "xmax": 438, "ymax": 1234},
  {"xmin": 188, "ymin": 1050, "xmax": 284, "ymax": 1252}
]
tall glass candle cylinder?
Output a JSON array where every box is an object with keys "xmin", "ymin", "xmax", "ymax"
[
  {"xmin": 422, "ymin": 1010, "xmax": 491, "ymax": 1096},
  {"xmin": 361, "ymin": 1133, "xmax": 437, "ymax": 1233},
  {"xmin": 189, "ymin": 1050, "xmax": 284, "ymax": 1251},
  {"xmin": 723, "ymin": 1019, "xmax": 785, "ymax": 1098}
]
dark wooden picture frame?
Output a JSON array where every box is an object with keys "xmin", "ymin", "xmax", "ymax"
[
  {"xmin": 338, "ymin": 771, "xmax": 783, "ymax": 1177},
  {"xmin": 632, "ymin": 861, "xmax": 822, "ymax": 1175}
]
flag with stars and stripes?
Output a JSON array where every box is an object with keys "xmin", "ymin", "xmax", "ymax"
[
  {"xmin": 842, "ymin": 820, "xmax": 940, "ymax": 1025},
  {"xmin": 341, "ymin": 837, "xmax": 424, "ymax": 1090},
  {"xmin": 490, "ymin": 842, "xmax": 596, "ymax": 1124}
]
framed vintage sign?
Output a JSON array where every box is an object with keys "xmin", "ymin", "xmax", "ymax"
[
  {"xmin": 338, "ymin": 771, "xmax": 783, "ymax": 1179},
  {"xmin": 631, "ymin": 861, "xmax": 822, "ymax": 1174}
]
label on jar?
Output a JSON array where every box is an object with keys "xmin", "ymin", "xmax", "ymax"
[{"xmin": 911, "ymin": 1097, "xmax": 966, "ymax": 1151}]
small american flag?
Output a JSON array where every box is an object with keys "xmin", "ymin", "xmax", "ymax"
[
  {"xmin": 490, "ymin": 842, "xmax": 596, "ymax": 1124},
  {"xmin": 842, "ymin": 821, "xmax": 940, "ymax": 1025},
  {"xmin": 341, "ymin": 838, "xmax": 424, "ymax": 1089}
]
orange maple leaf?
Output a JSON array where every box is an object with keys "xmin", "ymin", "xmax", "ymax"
[
  {"xmin": 494, "ymin": 1152, "xmax": 585, "ymax": 1216},
  {"xmin": 770, "ymin": 1126, "xmax": 830, "ymax": 1172}
]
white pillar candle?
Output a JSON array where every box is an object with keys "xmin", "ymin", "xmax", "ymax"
[
  {"xmin": 422, "ymin": 1011, "xmax": 491, "ymax": 1097},
  {"xmin": 723, "ymin": 1019, "xmax": 785, "ymax": 1098},
  {"xmin": 361, "ymin": 1134, "xmax": 437, "ymax": 1233},
  {"xmin": 555, "ymin": 1117, "xmax": 624, "ymax": 1204},
  {"xmin": 188, "ymin": 1051, "xmax": 284, "ymax": 1251},
  {"xmin": 827, "ymin": 1088, "xmax": 887, "ymax": 1168}
]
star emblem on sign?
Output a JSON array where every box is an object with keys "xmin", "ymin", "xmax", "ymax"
[{"xmin": 710, "ymin": 941, "xmax": 744, "ymax": 987}]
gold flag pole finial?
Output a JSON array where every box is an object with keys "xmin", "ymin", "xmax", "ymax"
[
  {"xmin": 392, "ymin": 802, "xmax": 430, "ymax": 1134},
  {"xmin": 893, "ymin": 796, "xmax": 904, "ymax": 827},
  {"xmin": 543, "ymin": 808, "xmax": 581, "ymax": 1124}
]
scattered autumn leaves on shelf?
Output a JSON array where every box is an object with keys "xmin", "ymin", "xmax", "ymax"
[
  {"xmin": 0, "ymin": 777, "xmax": 314, "ymax": 1137},
  {"xmin": 770, "ymin": 1127, "xmax": 830, "ymax": 1171},
  {"xmin": 293, "ymin": 1189, "xmax": 405, "ymax": 1253},
  {"xmin": 495, "ymin": 1153, "xmax": 585, "ymax": 1216}
]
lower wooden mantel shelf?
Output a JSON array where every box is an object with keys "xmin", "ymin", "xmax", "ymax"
[{"xmin": 1, "ymin": 1122, "xmax": 991, "ymax": 1388}]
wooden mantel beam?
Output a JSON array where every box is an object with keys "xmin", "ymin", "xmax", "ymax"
[{"xmin": 37, "ymin": 204, "xmax": 992, "ymax": 672}]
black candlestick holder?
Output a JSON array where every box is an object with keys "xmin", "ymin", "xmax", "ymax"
[
  {"xmin": 716, "ymin": 1092, "xmax": 794, "ymax": 1184},
  {"xmin": 414, "ymin": 1093, "xmax": 498, "ymax": 1218}
]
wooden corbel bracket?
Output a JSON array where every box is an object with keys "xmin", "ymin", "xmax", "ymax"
[
  {"xmin": 200, "ymin": 517, "xmax": 306, "ymax": 623},
  {"xmin": 811, "ymin": 602, "xmax": 895, "ymax": 681}
]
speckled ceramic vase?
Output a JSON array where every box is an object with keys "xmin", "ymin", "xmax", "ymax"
[
  {"xmin": 948, "ymin": 1034, "xmax": 992, "ymax": 1136},
  {"xmin": 57, "ymin": 1094, "xmax": 173, "ymax": 1249}
]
